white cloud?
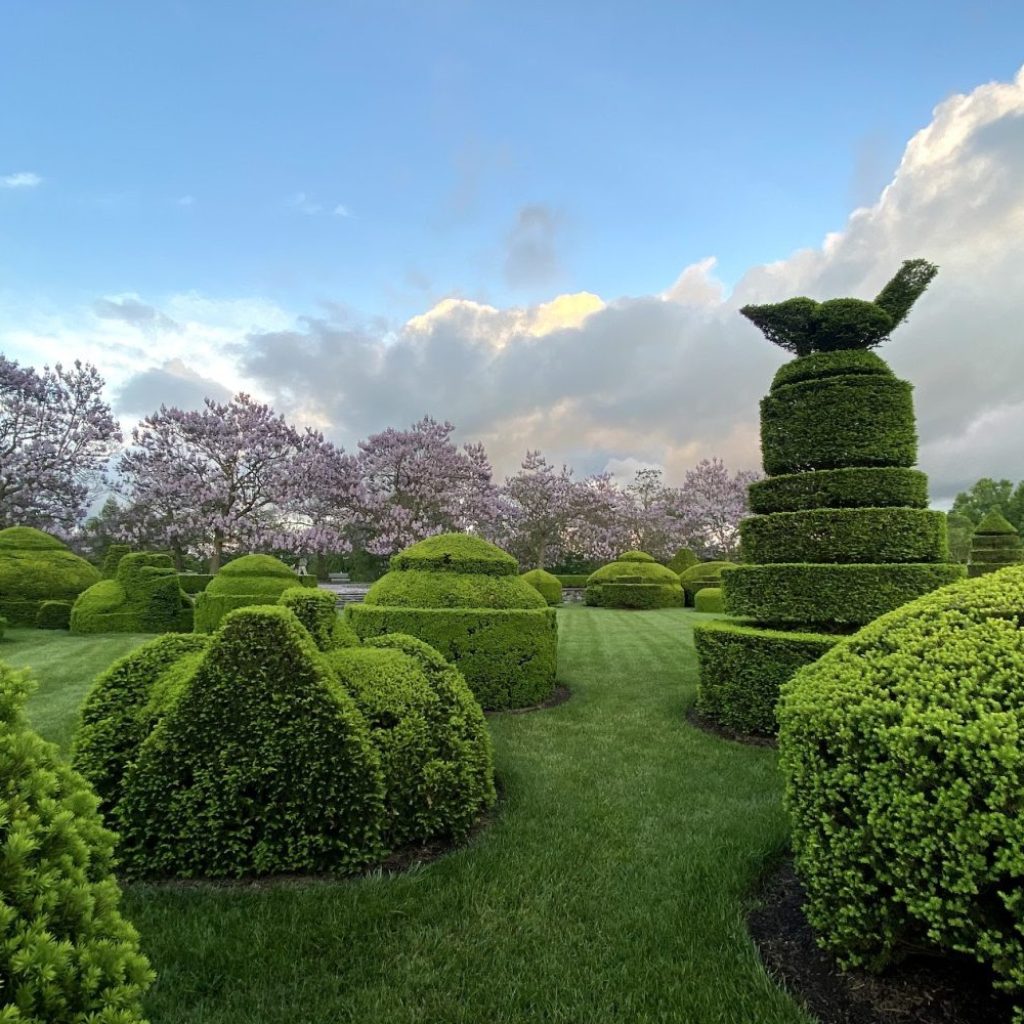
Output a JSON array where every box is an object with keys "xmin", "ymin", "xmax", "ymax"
[
  {"xmin": 177, "ymin": 195, "xmax": 195, "ymax": 207},
  {"xmin": 333, "ymin": 203, "xmax": 351, "ymax": 217},
  {"xmin": 0, "ymin": 171, "xmax": 42, "ymax": 189}
]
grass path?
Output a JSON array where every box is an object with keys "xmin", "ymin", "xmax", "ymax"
[{"xmin": 6, "ymin": 609, "xmax": 810, "ymax": 1023}]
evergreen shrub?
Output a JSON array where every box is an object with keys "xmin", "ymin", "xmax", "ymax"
[
  {"xmin": 585, "ymin": 553, "xmax": 683, "ymax": 609},
  {"xmin": 667, "ymin": 547, "xmax": 700, "ymax": 575},
  {"xmin": 694, "ymin": 588, "xmax": 725, "ymax": 613},
  {"xmin": 35, "ymin": 600, "xmax": 72, "ymax": 629},
  {"xmin": 177, "ymin": 573, "xmax": 213, "ymax": 595},
  {"xmin": 779, "ymin": 566, "xmax": 1024, "ymax": 1018},
  {"xmin": 678, "ymin": 561, "xmax": 737, "ymax": 605},
  {"xmin": 0, "ymin": 661, "xmax": 154, "ymax": 1020},
  {"xmin": 278, "ymin": 586, "xmax": 344, "ymax": 650},
  {"xmin": 193, "ymin": 554, "xmax": 300, "ymax": 633},
  {"xmin": 521, "ymin": 568, "xmax": 563, "ymax": 605},
  {"xmin": 101, "ymin": 543, "xmax": 132, "ymax": 578},
  {"xmin": 748, "ymin": 466, "xmax": 929, "ymax": 513},
  {"xmin": 968, "ymin": 510, "xmax": 1023, "ymax": 578}
]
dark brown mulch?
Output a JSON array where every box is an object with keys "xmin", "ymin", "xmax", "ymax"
[
  {"xmin": 685, "ymin": 707, "xmax": 777, "ymax": 747},
  {"xmin": 487, "ymin": 683, "xmax": 572, "ymax": 716},
  {"xmin": 748, "ymin": 860, "xmax": 1014, "ymax": 1024}
]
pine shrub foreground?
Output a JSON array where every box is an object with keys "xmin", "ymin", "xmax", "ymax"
[{"xmin": 779, "ymin": 565, "xmax": 1024, "ymax": 1021}]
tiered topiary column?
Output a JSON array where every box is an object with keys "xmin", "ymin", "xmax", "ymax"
[
  {"xmin": 694, "ymin": 260, "xmax": 965, "ymax": 736},
  {"xmin": 968, "ymin": 509, "xmax": 1023, "ymax": 577}
]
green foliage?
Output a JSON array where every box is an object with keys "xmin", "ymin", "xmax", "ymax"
[
  {"xmin": 678, "ymin": 561, "xmax": 737, "ymax": 604},
  {"xmin": 585, "ymin": 555, "xmax": 683, "ymax": 610},
  {"xmin": 946, "ymin": 512, "xmax": 974, "ymax": 564},
  {"xmin": 667, "ymin": 548, "xmax": 700, "ymax": 575},
  {"xmin": 278, "ymin": 586, "xmax": 342, "ymax": 650},
  {"xmin": 0, "ymin": 526, "xmax": 101, "ymax": 626},
  {"xmin": 740, "ymin": 508, "xmax": 949, "ymax": 564},
  {"xmin": 35, "ymin": 599, "xmax": 71, "ymax": 630},
  {"xmin": 0, "ymin": 615, "xmax": 6, "ymax": 640},
  {"xmin": 778, "ymin": 565, "xmax": 1024, "ymax": 1015},
  {"xmin": 951, "ymin": 477, "xmax": 1024, "ymax": 530},
  {"xmin": 101, "ymin": 543, "xmax": 132, "ymax": 578},
  {"xmin": 695, "ymin": 621, "xmax": 838, "ymax": 735},
  {"xmin": 0, "ymin": 660, "xmax": 154, "ymax": 1021},
  {"xmin": 617, "ymin": 550, "xmax": 656, "ymax": 563},
  {"xmin": 872, "ymin": 257, "xmax": 939, "ymax": 328},
  {"xmin": 761, "ymin": 373, "xmax": 917, "ymax": 476},
  {"xmin": 723, "ymin": 562, "xmax": 965, "ymax": 626},
  {"xmin": 347, "ymin": 605, "xmax": 558, "ymax": 710},
  {"xmin": 553, "ymin": 574, "xmax": 590, "ymax": 588},
  {"xmin": 968, "ymin": 511, "xmax": 1023, "ymax": 578},
  {"xmin": 748, "ymin": 466, "xmax": 929, "ymax": 514},
  {"xmin": 769, "ymin": 349, "xmax": 893, "ymax": 389},
  {"xmin": 391, "ymin": 533, "xmax": 518, "ymax": 576},
  {"xmin": 521, "ymin": 568, "xmax": 563, "ymax": 606},
  {"xmin": 71, "ymin": 552, "xmax": 193, "ymax": 635},
  {"xmin": 975, "ymin": 508, "xmax": 1018, "ymax": 534},
  {"xmin": 193, "ymin": 553, "xmax": 300, "ymax": 633},
  {"xmin": 366, "ymin": 569, "xmax": 546, "ymax": 610},
  {"xmin": 177, "ymin": 573, "xmax": 213, "ymax": 595},
  {"xmin": 693, "ymin": 588, "xmax": 725, "ymax": 613}
]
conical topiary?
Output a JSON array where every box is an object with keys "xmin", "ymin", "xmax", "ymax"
[
  {"xmin": 695, "ymin": 261, "xmax": 964, "ymax": 736},
  {"xmin": 968, "ymin": 510, "xmax": 1023, "ymax": 578}
]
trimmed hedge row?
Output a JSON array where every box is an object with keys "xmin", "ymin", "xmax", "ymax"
[
  {"xmin": 748, "ymin": 466, "xmax": 929, "ymax": 514},
  {"xmin": 521, "ymin": 568, "xmax": 563, "ymax": 605},
  {"xmin": 779, "ymin": 565, "xmax": 1024, "ymax": 1017},
  {"xmin": 739, "ymin": 507, "xmax": 949, "ymax": 565},
  {"xmin": 695, "ymin": 621, "xmax": 839, "ymax": 735},
  {"xmin": 347, "ymin": 605, "xmax": 557, "ymax": 710},
  {"xmin": 586, "ymin": 582, "xmax": 683, "ymax": 609},
  {"xmin": 723, "ymin": 562, "xmax": 965, "ymax": 626},
  {"xmin": 760, "ymin": 374, "xmax": 917, "ymax": 475},
  {"xmin": 693, "ymin": 588, "xmax": 725, "ymax": 613}
]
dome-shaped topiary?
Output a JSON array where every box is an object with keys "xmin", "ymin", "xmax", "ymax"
[
  {"xmin": 520, "ymin": 568, "xmax": 563, "ymax": 606},
  {"xmin": 348, "ymin": 534, "xmax": 557, "ymax": 709},
  {"xmin": 678, "ymin": 560, "xmax": 737, "ymax": 605},
  {"xmin": 779, "ymin": 566, "xmax": 1024, "ymax": 1018},
  {"xmin": 193, "ymin": 553, "xmax": 300, "ymax": 633},
  {"xmin": 968, "ymin": 510, "xmax": 1023, "ymax": 578},
  {"xmin": 0, "ymin": 526, "xmax": 101, "ymax": 626},
  {"xmin": 73, "ymin": 604, "xmax": 495, "ymax": 878},
  {"xmin": 0, "ymin": 660, "xmax": 154, "ymax": 1020},
  {"xmin": 585, "ymin": 553, "xmax": 683, "ymax": 609}
]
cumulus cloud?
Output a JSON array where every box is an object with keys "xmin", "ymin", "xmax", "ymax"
[
  {"xmin": 503, "ymin": 204, "xmax": 564, "ymax": 288},
  {"xmin": 115, "ymin": 358, "xmax": 233, "ymax": 416},
  {"xmin": 0, "ymin": 171, "xmax": 42, "ymax": 189}
]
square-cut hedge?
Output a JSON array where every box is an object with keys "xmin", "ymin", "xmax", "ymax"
[
  {"xmin": 346, "ymin": 605, "xmax": 557, "ymax": 710},
  {"xmin": 694, "ymin": 620, "xmax": 840, "ymax": 735}
]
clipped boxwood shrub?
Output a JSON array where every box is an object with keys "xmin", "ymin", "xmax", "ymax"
[
  {"xmin": 585, "ymin": 553, "xmax": 683, "ymax": 609},
  {"xmin": 968, "ymin": 510, "xmax": 1023, "ymax": 578},
  {"xmin": 348, "ymin": 534, "xmax": 557, "ymax": 710},
  {"xmin": 71, "ymin": 552, "xmax": 193, "ymax": 634},
  {"xmin": 678, "ymin": 560, "xmax": 737, "ymax": 605},
  {"xmin": 193, "ymin": 553, "xmax": 300, "ymax": 633},
  {"xmin": 778, "ymin": 565, "xmax": 1024, "ymax": 1017},
  {"xmin": 694, "ymin": 587, "xmax": 725, "ymax": 613},
  {"xmin": 761, "ymin": 374, "xmax": 917, "ymax": 476},
  {"xmin": 0, "ymin": 660, "xmax": 154, "ymax": 1020},
  {"xmin": 667, "ymin": 547, "xmax": 700, "ymax": 575},
  {"xmin": 724, "ymin": 562, "xmax": 965, "ymax": 626},
  {"xmin": 695, "ymin": 621, "xmax": 839, "ymax": 735},
  {"xmin": 0, "ymin": 526, "xmax": 101, "ymax": 626},
  {"xmin": 748, "ymin": 466, "xmax": 929, "ymax": 514},
  {"xmin": 101, "ymin": 543, "xmax": 132, "ymax": 578},
  {"xmin": 177, "ymin": 572, "xmax": 213, "ymax": 595},
  {"xmin": 740, "ymin": 507, "xmax": 949, "ymax": 565},
  {"xmin": 521, "ymin": 568, "xmax": 563, "ymax": 605},
  {"xmin": 278, "ymin": 586, "xmax": 344, "ymax": 650},
  {"xmin": 35, "ymin": 599, "xmax": 71, "ymax": 629}
]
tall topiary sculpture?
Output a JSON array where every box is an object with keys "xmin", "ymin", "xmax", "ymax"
[
  {"xmin": 347, "ymin": 533, "xmax": 557, "ymax": 710},
  {"xmin": 968, "ymin": 509, "xmax": 1023, "ymax": 578},
  {"xmin": 71, "ymin": 552, "xmax": 194, "ymax": 634},
  {"xmin": 694, "ymin": 260, "xmax": 964, "ymax": 736},
  {"xmin": 193, "ymin": 553, "xmax": 300, "ymax": 632},
  {"xmin": 0, "ymin": 526, "xmax": 101, "ymax": 626},
  {"xmin": 585, "ymin": 551, "xmax": 684, "ymax": 609}
]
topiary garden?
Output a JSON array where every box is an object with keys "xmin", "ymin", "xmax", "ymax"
[
  {"xmin": 968, "ymin": 509, "xmax": 1023, "ymax": 577},
  {"xmin": 585, "ymin": 550, "xmax": 684, "ymax": 609},
  {"xmin": 193, "ymin": 553, "xmax": 301, "ymax": 632},
  {"xmin": 695, "ymin": 261, "xmax": 964, "ymax": 736},
  {"xmin": 347, "ymin": 533, "xmax": 558, "ymax": 710}
]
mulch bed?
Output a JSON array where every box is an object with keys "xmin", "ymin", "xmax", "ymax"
[
  {"xmin": 488, "ymin": 683, "xmax": 572, "ymax": 716},
  {"xmin": 685, "ymin": 707, "xmax": 777, "ymax": 748},
  {"xmin": 748, "ymin": 860, "xmax": 1014, "ymax": 1024}
]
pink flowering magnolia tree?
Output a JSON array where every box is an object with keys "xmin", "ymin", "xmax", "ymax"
[
  {"xmin": 674, "ymin": 457, "xmax": 759, "ymax": 558},
  {"xmin": 0, "ymin": 356, "xmax": 121, "ymax": 534},
  {"xmin": 500, "ymin": 451, "xmax": 578, "ymax": 569}
]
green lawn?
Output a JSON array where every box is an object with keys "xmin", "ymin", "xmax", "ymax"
[{"xmin": 2, "ymin": 608, "xmax": 809, "ymax": 1024}]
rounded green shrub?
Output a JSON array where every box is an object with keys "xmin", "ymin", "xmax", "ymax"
[
  {"xmin": 968, "ymin": 510, "xmax": 1023, "ymax": 578},
  {"xmin": 71, "ymin": 552, "xmax": 193, "ymax": 634},
  {"xmin": 779, "ymin": 566, "xmax": 1024, "ymax": 1016},
  {"xmin": 678, "ymin": 560, "xmax": 737, "ymax": 605},
  {"xmin": 0, "ymin": 526, "xmax": 101, "ymax": 626},
  {"xmin": 0, "ymin": 660, "xmax": 154, "ymax": 1020},
  {"xmin": 585, "ymin": 553, "xmax": 683, "ymax": 609},
  {"xmin": 667, "ymin": 547, "xmax": 700, "ymax": 575},
  {"xmin": 35, "ymin": 599, "xmax": 72, "ymax": 629},
  {"xmin": 521, "ymin": 568, "xmax": 563, "ymax": 606},
  {"xmin": 748, "ymin": 466, "xmax": 929, "ymax": 514},
  {"xmin": 740, "ymin": 507, "xmax": 949, "ymax": 565},
  {"xmin": 193, "ymin": 553, "xmax": 300, "ymax": 633},
  {"xmin": 693, "ymin": 587, "xmax": 725, "ymax": 613},
  {"xmin": 349, "ymin": 534, "xmax": 557, "ymax": 710},
  {"xmin": 279, "ymin": 586, "xmax": 343, "ymax": 650}
]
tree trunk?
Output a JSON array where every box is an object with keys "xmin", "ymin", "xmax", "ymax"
[{"xmin": 209, "ymin": 530, "xmax": 224, "ymax": 573}]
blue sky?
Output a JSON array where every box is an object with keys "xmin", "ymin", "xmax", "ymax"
[{"xmin": 3, "ymin": 0, "xmax": 1022, "ymax": 320}]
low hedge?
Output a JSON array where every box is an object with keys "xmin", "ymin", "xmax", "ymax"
[
  {"xmin": 0, "ymin": 526, "xmax": 101, "ymax": 626},
  {"xmin": 193, "ymin": 553, "xmax": 300, "ymax": 633},
  {"xmin": 521, "ymin": 568, "xmax": 563, "ymax": 605},
  {"xmin": 694, "ymin": 587, "xmax": 725, "ymax": 613},
  {"xmin": 554, "ymin": 574, "xmax": 590, "ymax": 588},
  {"xmin": 748, "ymin": 466, "xmax": 929, "ymax": 514},
  {"xmin": 760, "ymin": 374, "xmax": 917, "ymax": 476},
  {"xmin": 694, "ymin": 620, "xmax": 839, "ymax": 735},
  {"xmin": 1, "ymin": 660, "xmax": 154, "ymax": 1020},
  {"xmin": 35, "ymin": 599, "xmax": 71, "ymax": 629},
  {"xmin": 347, "ymin": 605, "xmax": 557, "ymax": 710},
  {"xmin": 739, "ymin": 507, "xmax": 949, "ymax": 565},
  {"xmin": 723, "ymin": 562, "xmax": 965, "ymax": 626},
  {"xmin": 585, "ymin": 582, "xmax": 684, "ymax": 609},
  {"xmin": 778, "ymin": 565, "xmax": 1024, "ymax": 1017},
  {"xmin": 71, "ymin": 552, "xmax": 194, "ymax": 634},
  {"xmin": 178, "ymin": 573, "xmax": 214, "ymax": 595},
  {"xmin": 678, "ymin": 561, "xmax": 737, "ymax": 605}
]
